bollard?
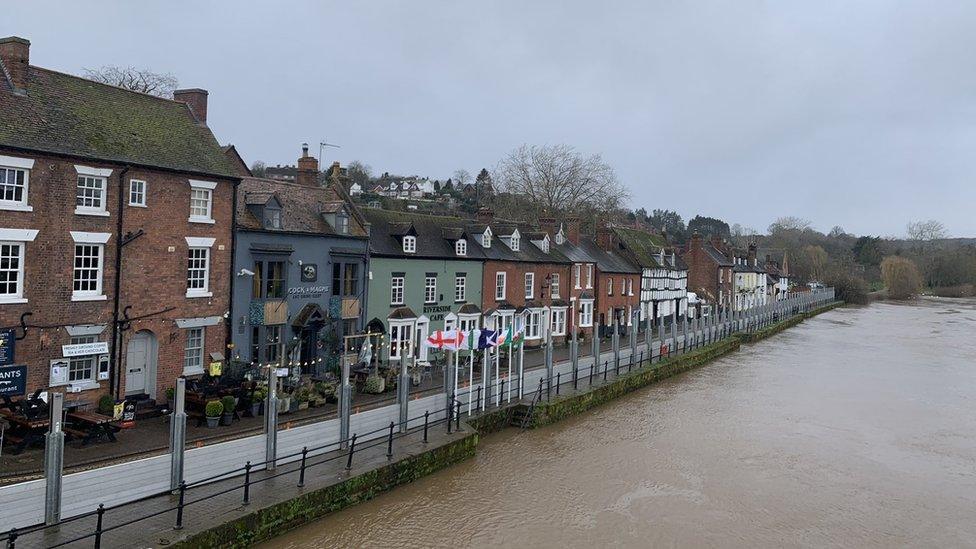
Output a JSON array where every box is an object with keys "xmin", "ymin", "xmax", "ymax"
[
  {"xmin": 345, "ymin": 434, "xmax": 358, "ymax": 470},
  {"xmin": 423, "ymin": 411, "xmax": 430, "ymax": 443},
  {"xmin": 386, "ymin": 421, "xmax": 395, "ymax": 459},
  {"xmin": 556, "ymin": 372, "xmax": 561, "ymax": 395},
  {"xmin": 94, "ymin": 504, "xmax": 105, "ymax": 549},
  {"xmin": 174, "ymin": 480, "xmax": 186, "ymax": 530},
  {"xmin": 298, "ymin": 447, "xmax": 308, "ymax": 487},
  {"xmin": 243, "ymin": 461, "xmax": 252, "ymax": 505}
]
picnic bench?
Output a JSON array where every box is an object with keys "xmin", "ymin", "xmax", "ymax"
[
  {"xmin": 65, "ymin": 410, "xmax": 120, "ymax": 446},
  {"xmin": 0, "ymin": 408, "xmax": 50, "ymax": 455}
]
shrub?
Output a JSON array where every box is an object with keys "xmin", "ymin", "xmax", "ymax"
[
  {"xmin": 881, "ymin": 256, "xmax": 923, "ymax": 300},
  {"xmin": 205, "ymin": 400, "xmax": 224, "ymax": 418},
  {"xmin": 824, "ymin": 271, "xmax": 869, "ymax": 305},
  {"xmin": 165, "ymin": 387, "xmax": 175, "ymax": 400},
  {"xmin": 97, "ymin": 395, "xmax": 115, "ymax": 415},
  {"xmin": 363, "ymin": 374, "xmax": 385, "ymax": 394},
  {"xmin": 220, "ymin": 395, "xmax": 237, "ymax": 414}
]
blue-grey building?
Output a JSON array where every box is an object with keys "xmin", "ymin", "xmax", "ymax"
[{"xmin": 231, "ymin": 149, "xmax": 368, "ymax": 376}]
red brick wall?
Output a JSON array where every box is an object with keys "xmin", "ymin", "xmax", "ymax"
[
  {"xmin": 0, "ymin": 148, "xmax": 234, "ymax": 404},
  {"xmin": 594, "ymin": 271, "xmax": 641, "ymax": 328},
  {"xmin": 481, "ymin": 260, "xmax": 571, "ymax": 346}
]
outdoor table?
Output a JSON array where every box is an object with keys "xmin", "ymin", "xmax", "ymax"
[
  {"xmin": 65, "ymin": 411, "xmax": 120, "ymax": 446},
  {"xmin": 0, "ymin": 408, "xmax": 50, "ymax": 455}
]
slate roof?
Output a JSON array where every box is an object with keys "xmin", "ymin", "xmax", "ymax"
[
  {"xmin": 474, "ymin": 222, "xmax": 571, "ymax": 265},
  {"xmin": 0, "ymin": 66, "xmax": 239, "ymax": 178},
  {"xmin": 236, "ymin": 177, "xmax": 366, "ymax": 237},
  {"xmin": 704, "ymin": 243, "xmax": 734, "ymax": 266},
  {"xmin": 612, "ymin": 226, "xmax": 687, "ymax": 270},
  {"xmin": 364, "ymin": 209, "xmax": 486, "ymax": 260}
]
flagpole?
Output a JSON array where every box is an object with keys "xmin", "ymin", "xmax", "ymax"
[
  {"xmin": 468, "ymin": 329, "xmax": 474, "ymax": 416},
  {"xmin": 506, "ymin": 326, "xmax": 513, "ymax": 403},
  {"xmin": 494, "ymin": 341, "xmax": 500, "ymax": 406}
]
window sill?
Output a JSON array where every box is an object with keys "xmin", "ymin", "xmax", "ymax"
[
  {"xmin": 390, "ymin": 303, "xmax": 404, "ymax": 307},
  {"xmin": 0, "ymin": 202, "xmax": 32, "ymax": 212},
  {"xmin": 128, "ymin": 203, "xmax": 147, "ymax": 208},
  {"xmin": 69, "ymin": 381, "xmax": 101, "ymax": 392},
  {"xmin": 188, "ymin": 217, "xmax": 215, "ymax": 225},
  {"xmin": 75, "ymin": 208, "xmax": 110, "ymax": 217},
  {"xmin": 182, "ymin": 368, "xmax": 205, "ymax": 377},
  {"xmin": 71, "ymin": 294, "xmax": 107, "ymax": 302},
  {"xmin": 186, "ymin": 291, "xmax": 213, "ymax": 299},
  {"xmin": 579, "ymin": 324, "xmax": 593, "ymax": 328},
  {"xmin": 0, "ymin": 297, "xmax": 28, "ymax": 305}
]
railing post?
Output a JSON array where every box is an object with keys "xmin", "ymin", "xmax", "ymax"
[
  {"xmin": 589, "ymin": 360, "xmax": 594, "ymax": 385},
  {"xmin": 93, "ymin": 503, "xmax": 105, "ymax": 549},
  {"xmin": 455, "ymin": 401, "xmax": 461, "ymax": 430},
  {"xmin": 386, "ymin": 421, "xmax": 395, "ymax": 459},
  {"xmin": 174, "ymin": 480, "xmax": 186, "ymax": 530},
  {"xmin": 476, "ymin": 385, "xmax": 482, "ymax": 411},
  {"xmin": 604, "ymin": 360, "xmax": 608, "ymax": 381},
  {"xmin": 169, "ymin": 377, "xmax": 187, "ymax": 492},
  {"xmin": 44, "ymin": 392, "xmax": 64, "ymax": 525},
  {"xmin": 423, "ymin": 411, "xmax": 430, "ymax": 443},
  {"xmin": 242, "ymin": 461, "xmax": 251, "ymax": 505},
  {"xmin": 298, "ymin": 447, "xmax": 308, "ymax": 487},
  {"xmin": 447, "ymin": 400, "xmax": 453, "ymax": 434},
  {"xmin": 345, "ymin": 434, "xmax": 357, "ymax": 470},
  {"xmin": 499, "ymin": 377, "xmax": 505, "ymax": 407},
  {"xmin": 556, "ymin": 372, "xmax": 561, "ymax": 395}
]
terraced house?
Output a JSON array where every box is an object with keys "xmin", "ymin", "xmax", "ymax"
[
  {"xmin": 0, "ymin": 36, "xmax": 243, "ymax": 406},
  {"xmin": 602, "ymin": 225, "xmax": 689, "ymax": 326},
  {"xmin": 363, "ymin": 210, "xmax": 485, "ymax": 365},
  {"xmin": 682, "ymin": 231, "xmax": 734, "ymax": 312},
  {"xmin": 732, "ymin": 244, "xmax": 767, "ymax": 311},
  {"xmin": 231, "ymin": 148, "xmax": 368, "ymax": 375}
]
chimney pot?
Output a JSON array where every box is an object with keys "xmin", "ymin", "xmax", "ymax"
[
  {"xmin": 173, "ymin": 88, "xmax": 209, "ymax": 125},
  {"xmin": 296, "ymin": 144, "xmax": 319, "ymax": 186},
  {"xmin": 0, "ymin": 36, "xmax": 30, "ymax": 95}
]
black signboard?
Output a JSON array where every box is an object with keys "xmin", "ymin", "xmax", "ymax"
[
  {"xmin": 0, "ymin": 328, "xmax": 14, "ymax": 366},
  {"xmin": 0, "ymin": 364, "xmax": 27, "ymax": 397}
]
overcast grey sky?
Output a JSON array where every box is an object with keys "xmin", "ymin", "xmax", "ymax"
[{"xmin": 6, "ymin": 1, "xmax": 976, "ymax": 237}]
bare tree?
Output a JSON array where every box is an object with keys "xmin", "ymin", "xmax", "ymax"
[
  {"xmin": 495, "ymin": 144, "xmax": 628, "ymax": 215},
  {"xmin": 250, "ymin": 161, "xmax": 266, "ymax": 177},
  {"xmin": 452, "ymin": 169, "xmax": 472, "ymax": 187},
  {"xmin": 768, "ymin": 216, "xmax": 813, "ymax": 234},
  {"xmin": 84, "ymin": 66, "xmax": 178, "ymax": 98},
  {"xmin": 347, "ymin": 160, "xmax": 373, "ymax": 188},
  {"xmin": 906, "ymin": 219, "xmax": 946, "ymax": 241}
]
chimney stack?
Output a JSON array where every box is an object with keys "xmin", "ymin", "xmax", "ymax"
[
  {"xmin": 690, "ymin": 231, "xmax": 703, "ymax": 251},
  {"xmin": 476, "ymin": 207, "xmax": 494, "ymax": 225},
  {"xmin": 748, "ymin": 243, "xmax": 757, "ymax": 265},
  {"xmin": 0, "ymin": 37, "xmax": 30, "ymax": 95},
  {"xmin": 596, "ymin": 220, "xmax": 614, "ymax": 251},
  {"xmin": 565, "ymin": 216, "xmax": 581, "ymax": 245},
  {"xmin": 173, "ymin": 88, "xmax": 209, "ymax": 125},
  {"xmin": 538, "ymin": 214, "xmax": 557, "ymax": 238},
  {"xmin": 296, "ymin": 143, "xmax": 319, "ymax": 186}
]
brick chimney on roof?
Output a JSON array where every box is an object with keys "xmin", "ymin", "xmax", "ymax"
[
  {"xmin": 0, "ymin": 36, "xmax": 30, "ymax": 95},
  {"xmin": 538, "ymin": 214, "xmax": 557, "ymax": 238},
  {"xmin": 476, "ymin": 207, "xmax": 494, "ymax": 225},
  {"xmin": 596, "ymin": 221, "xmax": 614, "ymax": 251},
  {"xmin": 296, "ymin": 143, "xmax": 319, "ymax": 186},
  {"xmin": 690, "ymin": 231, "xmax": 703, "ymax": 251},
  {"xmin": 565, "ymin": 216, "xmax": 581, "ymax": 245},
  {"xmin": 173, "ymin": 88, "xmax": 208, "ymax": 125}
]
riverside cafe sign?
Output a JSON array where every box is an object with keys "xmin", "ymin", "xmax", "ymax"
[{"xmin": 0, "ymin": 328, "xmax": 27, "ymax": 397}]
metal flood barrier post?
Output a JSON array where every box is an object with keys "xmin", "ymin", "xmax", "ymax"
[
  {"xmin": 265, "ymin": 360, "xmax": 279, "ymax": 470},
  {"xmin": 340, "ymin": 352, "xmax": 352, "ymax": 450},
  {"xmin": 398, "ymin": 355, "xmax": 410, "ymax": 433},
  {"xmin": 169, "ymin": 378, "xmax": 187, "ymax": 491},
  {"xmin": 44, "ymin": 392, "xmax": 64, "ymax": 525},
  {"xmin": 611, "ymin": 316, "xmax": 620, "ymax": 372}
]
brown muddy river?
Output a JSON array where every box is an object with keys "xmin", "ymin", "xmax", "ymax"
[{"xmin": 265, "ymin": 298, "xmax": 976, "ymax": 548}]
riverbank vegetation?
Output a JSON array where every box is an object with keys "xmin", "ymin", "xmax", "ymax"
[{"xmin": 881, "ymin": 256, "xmax": 924, "ymax": 299}]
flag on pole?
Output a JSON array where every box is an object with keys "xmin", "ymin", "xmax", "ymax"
[
  {"xmin": 477, "ymin": 329, "xmax": 498, "ymax": 349},
  {"xmin": 425, "ymin": 330, "xmax": 466, "ymax": 351}
]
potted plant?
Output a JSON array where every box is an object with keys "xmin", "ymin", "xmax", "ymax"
[
  {"xmin": 97, "ymin": 394, "xmax": 115, "ymax": 417},
  {"xmin": 296, "ymin": 387, "xmax": 311, "ymax": 410},
  {"xmin": 220, "ymin": 395, "xmax": 237, "ymax": 426},
  {"xmin": 205, "ymin": 400, "xmax": 223, "ymax": 428},
  {"xmin": 164, "ymin": 387, "xmax": 176, "ymax": 409},
  {"xmin": 383, "ymin": 367, "xmax": 398, "ymax": 392},
  {"xmin": 363, "ymin": 373, "xmax": 385, "ymax": 394},
  {"xmin": 409, "ymin": 364, "xmax": 423, "ymax": 386},
  {"xmin": 278, "ymin": 391, "xmax": 291, "ymax": 414},
  {"xmin": 251, "ymin": 388, "xmax": 266, "ymax": 416},
  {"xmin": 316, "ymin": 381, "xmax": 337, "ymax": 404}
]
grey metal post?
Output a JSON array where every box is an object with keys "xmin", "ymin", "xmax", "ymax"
[
  {"xmin": 658, "ymin": 311, "xmax": 665, "ymax": 342},
  {"xmin": 169, "ymin": 378, "xmax": 187, "ymax": 491},
  {"xmin": 670, "ymin": 309, "xmax": 677, "ymax": 348},
  {"xmin": 44, "ymin": 392, "xmax": 64, "ymax": 525},
  {"xmin": 481, "ymin": 344, "xmax": 492, "ymax": 411},
  {"xmin": 570, "ymin": 303, "xmax": 579, "ymax": 383},
  {"xmin": 611, "ymin": 314, "xmax": 620, "ymax": 371},
  {"xmin": 398, "ymin": 354, "xmax": 410, "ymax": 433},
  {"xmin": 445, "ymin": 350, "xmax": 456, "ymax": 412},
  {"xmin": 339, "ymin": 351, "xmax": 352, "ymax": 449},
  {"xmin": 644, "ymin": 310, "xmax": 653, "ymax": 354},
  {"xmin": 544, "ymin": 329, "xmax": 553, "ymax": 399},
  {"xmin": 630, "ymin": 310, "xmax": 638, "ymax": 364},
  {"xmin": 265, "ymin": 360, "xmax": 279, "ymax": 470}
]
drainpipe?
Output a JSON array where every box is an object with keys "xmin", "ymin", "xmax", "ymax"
[
  {"xmin": 110, "ymin": 166, "xmax": 131, "ymax": 400},
  {"xmin": 226, "ymin": 179, "xmax": 241, "ymax": 360}
]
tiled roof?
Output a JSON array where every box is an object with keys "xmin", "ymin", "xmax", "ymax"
[
  {"xmin": 703, "ymin": 244, "xmax": 734, "ymax": 266},
  {"xmin": 236, "ymin": 177, "xmax": 367, "ymax": 237},
  {"xmin": 556, "ymin": 238, "xmax": 640, "ymax": 274},
  {"xmin": 475, "ymin": 222, "xmax": 571, "ymax": 265},
  {"xmin": 364, "ymin": 209, "xmax": 485, "ymax": 260},
  {"xmin": 612, "ymin": 226, "xmax": 679, "ymax": 269},
  {"xmin": 0, "ymin": 66, "xmax": 239, "ymax": 177}
]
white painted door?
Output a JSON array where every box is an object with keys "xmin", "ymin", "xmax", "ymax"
[{"xmin": 125, "ymin": 332, "xmax": 152, "ymax": 395}]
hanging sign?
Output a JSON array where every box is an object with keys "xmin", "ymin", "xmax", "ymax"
[
  {"xmin": 0, "ymin": 328, "xmax": 14, "ymax": 366},
  {"xmin": 0, "ymin": 364, "xmax": 27, "ymax": 397},
  {"xmin": 62, "ymin": 341, "xmax": 109, "ymax": 357}
]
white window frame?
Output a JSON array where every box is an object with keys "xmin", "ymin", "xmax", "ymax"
[
  {"xmin": 628, "ymin": 278, "xmax": 634, "ymax": 296},
  {"xmin": 454, "ymin": 274, "xmax": 466, "ymax": 302},
  {"xmin": 455, "ymin": 239, "xmax": 467, "ymax": 256},
  {"xmin": 524, "ymin": 272, "xmax": 535, "ymax": 299},
  {"xmin": 579, "ymin": 300, "xmax": 594, "ymax": 327},
  {"xmin": 183, "ymin": 327, "xmax": 206, "ymax": 376},
  {"xmin": 525, "ymin": 310, "xmax": 542, "ymax": 340},
  {"xmin": 185, "ymin": 236, "xmax": 215, "ymax": 298},
  {"xmin": 608, "ymin": 277, "xmax": 613, "ymax": 296},
  {"xmin": 188, "ymin": 180, "xmax": 216, "ymax": 224},
  {"xmin": 586, "ymin": 264, "xmax": 593, "ymax": 288},
  {"xmin": 0, "ymin": 155, "xmax": 34, "ymax": 212},
  {"xmin": 128, "ymin": 179, "xmax": 147, "ymax": 207},
  {"xmin": 389, "ymin": 322, "xmax": 413, "ymax": 360},
  {"xmin": 75, "ymin": 165, "xmax": 112, "ymax": 217},
  {"xmin": 391, "ymin": 276, "xmax": 405, "ymax": 305},
  {"xmin": 402, "ymin": 235, "xmax": 417, "ymax": 254},
  {"xmin": 550, "ymin": 273, "xmax": 560, "ymax": 298},
  {"xmin": 550, "ymin": 307, "xmax": 567, "ymax": 336},
  {"xmin": 70, "ymin": 232, "xmax": 110, "ymax": 301},
  {"xmin": 424, "ymin": 276, "xmax": 437, "ymax": 304},
  {"xmin": 495, "ymin": 272, "xmax": 506, "ymax": 301},
  {"xmin": 574, "ymin": 264, "xmax": 581, "ymax": 289},
  {"xmin": 510, "ymin": 234, "xmax": 520, "ymax": 252},
  {"xmin": 0, "ymin": 235, "xmax": 33, "ymax": 304}
]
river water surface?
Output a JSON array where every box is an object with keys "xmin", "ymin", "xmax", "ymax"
[{"xmin": 266, "ymin": 299, "xmax": 976, "ymax": 548}]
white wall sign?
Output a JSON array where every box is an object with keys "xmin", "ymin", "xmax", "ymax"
[{"xmin": 62, "ymin": 342, "xmax": 110, "ymax": 357}]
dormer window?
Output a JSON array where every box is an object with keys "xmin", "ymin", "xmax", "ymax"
[
  {"xmin": 403, "ymin": 235, "xmax": 417, "ymax": 253},
  {"xmin": 481, "ymin": 229, "xmax": 492, "ymax": 248},
  {"xmin": 555, "ymin": 229, "xmax": 565, "ymax": 245},
  {"xmin": 510, "ymin": 234, "xmax": 520, "ymax": 252},
  {"xmin": 264, "ymin": 207, "xmax": 282, "ymax": 229},
  {"xmin": 337, "ymin": 212, "xmax": 349, "ymax": 234},
  {"xmin": 455, "ymin": 239, "xmax": 467, "ymax": 256}
]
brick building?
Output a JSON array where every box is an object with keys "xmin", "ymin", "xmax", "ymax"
[
  {"xmin": 475, "ymin": 210, "xmax": 572, "ymax": 348},
  {"xmin": 0, "ymin": 36, "xmax": 243, "ymax": 407},
  {"xmin": 682, "ymin": 232, "xmax": 734, "ymax": 312}
]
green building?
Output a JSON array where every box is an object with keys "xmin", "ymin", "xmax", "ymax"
[{"xmin": 363, "ymin": 210, "xmax": 485, "ymax": 365}]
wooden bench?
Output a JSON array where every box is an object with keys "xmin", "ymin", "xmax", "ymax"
[{"xmin": 66, "ymin": 411, "xmax": 120, "ymax": 445}]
